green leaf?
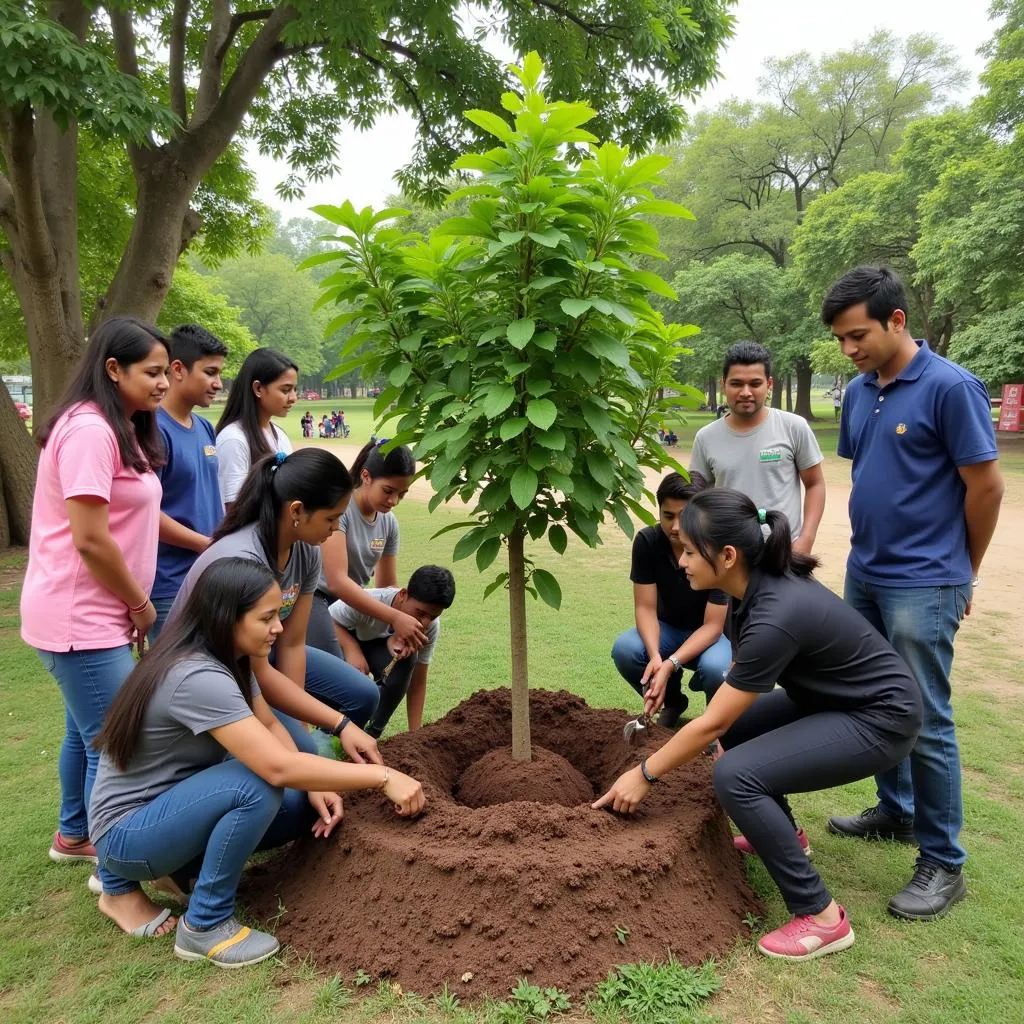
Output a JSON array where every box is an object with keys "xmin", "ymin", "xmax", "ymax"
[
  {"xmin": 548, "ymin": 524, "xmax": 568, "ymax": 554},
  {"xmin": 464, "ymin": 109, "xmax": 514, "ymax": 141},
  {"xmin": 583, "ymin": 334, "xmax": 630, "ymax": 368},
  {"xmin": 531, "ymin": 330, "xmax": 557, "ymax": 351},
  {"xmin": 582, "ymin": 402, "xmax": 612, "ymax": 437},
  {"xmin": 507, "ymin": 318, "xmax": 536, "ymax": 349},
  {"xmin": 449, "ymin": 362, "xmax": 471, "ymax": 396},
  {"xmin": 483, "ymin": 385, "xmax": 517, "ymax": 418},
  {"xmin": 631, "ymin": 198, "xmax": 696, "ymax": 219},
  {"xmin": 535, "ymin": 426, "xmax": 566, "ymax": 450},
  {"xmin": 532, "ymin": 569, "xmax": 562, "ymax": 610},
  {"xmin": 561, "ymin": 298, "xmax": 593, "ymax": 318},
  {"xmin": 452, "ymin": 528, "xmax": 488, "ymax": 561},
  {"xmin": 526, "ymin": 398, "xmax": 557, "ymax": 430},
  {"xmin": 527, "ymin": 229, "xmax": 565, "ymax": 248},
  {"xmin": 476, "ymin": 537, "xmax": 502, "ymax": 572},
  {"xmin": 483, "ymin": 573, "xmax": 510, "ymax": 600},
  {"xmin": 525, "ymin": 377, "xmax": 551, "ymax": 397},
  {"xmin": 499, "ymin": 417, "xmax": 529, "ymax": 441},
  {"xmin": 610, "ymin": 502, "xmax": 635, "ymax": 538},
  {"xmin": 388, "ymin": 362, "xmax": 413, "ymax": 387},
  {"xmin": 430, "ymin": 520, "xmax": 481, "ymax": 539},
  {"xmin": 511, "ymin": 465, "xmax": 539, "ymax": 509}
]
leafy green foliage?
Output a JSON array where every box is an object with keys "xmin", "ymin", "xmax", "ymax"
[
  {"xmin": 590, "ymin": 959, "xmax": 721, "ymax": 1024},
  {"xmin": 311, "ymin": 55, "xmax": 699, "ymax": 610}
]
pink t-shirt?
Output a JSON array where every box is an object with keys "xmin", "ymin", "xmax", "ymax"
[{"xmin": 20, "ymin": 402, "xmax": 162, "ymax": 651}]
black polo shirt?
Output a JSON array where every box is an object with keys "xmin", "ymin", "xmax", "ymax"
[
  {"xmin": 630, "ymin": 525, "xmax": 727, "ymax": 631},
  {"xmin": 725, "ymin": 570, "xmax": 922, "ymax": 725}
]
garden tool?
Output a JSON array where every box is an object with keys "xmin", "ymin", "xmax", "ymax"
[
  {"xmin": 623, "ymin": 683, "xmax": 652, "ymax": 745},
  {"xmin": 375, "ymin": 652, "xmax": 400, "ymax": 686}
]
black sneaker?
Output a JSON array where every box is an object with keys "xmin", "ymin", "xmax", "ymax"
[
  {"xmin": 887, "ymin": 859, "xmax": 967, "ymax": 921},
  {"xmin": 656, "ymin": 697, "xmax": 688, "ymax": 729},
  {"xmin": 827, "ymin": 805, "xmax": 915, "ymax": 844}
]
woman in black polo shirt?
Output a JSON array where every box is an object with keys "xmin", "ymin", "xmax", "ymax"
[{"xmin": 594, "ymin": 488, "xmax": 922, "ymax": 961}]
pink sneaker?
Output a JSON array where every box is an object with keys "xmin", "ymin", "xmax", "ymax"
[
  {"xmin": 49, "ymin": 832, "xmax": 98, "ymax": 864},
  {"xmin": 734, "ymin": 827, "xmax": 812, "ymax": 858},
  {"xmin": 757, "ymin": 906, "xmax": 855, "ymax": 960}
]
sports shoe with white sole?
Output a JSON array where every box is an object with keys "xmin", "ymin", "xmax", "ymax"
[
  {"xmin": 174, "ymin": 916, "xmax": 280, "ymax": 968},
  {"xmin": 757, "ymin": 906, "xmax": 855, "ymax": 961}
]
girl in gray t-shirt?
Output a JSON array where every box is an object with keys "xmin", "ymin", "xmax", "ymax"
[
  {"xmin": 309, "ymin": 440, "xmax": 426, "ymax": 663},
  {"xmin": 171, "ymin": 448, "xmax": 380, "ymax": 739},
  {"xmin": 90, "ymin": 557, "xmax": 424, "ymax": 966}
]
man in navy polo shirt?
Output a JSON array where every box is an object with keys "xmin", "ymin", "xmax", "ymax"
[
  {"xmin": 821, "ymin": 266, "xmax": 1004, "ymax": 921},
  {"xmin": 150, "ymin": 324, "xmax": 228, "ymax": 638}
]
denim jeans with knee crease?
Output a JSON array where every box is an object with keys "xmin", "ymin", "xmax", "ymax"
[
  {"xmin": 268, "ymin": 643, "xmax": 379, "ymax": 728},
  {"xmin": 95, "ymin": 759, "xmax": 314, "ymax": 930},
  {"xmin": 611, "ymin": 624, "xmax": 733, "ymax": 707},
  {"xmin": 844, "ymin": 575, "xmax": 971, "ymax": 871},
  {"xmin": 36, "ymin": 646, "xmax": 136, "ymax": 840}
]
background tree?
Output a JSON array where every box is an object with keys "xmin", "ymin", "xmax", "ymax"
[{"xmin": 309, "ymin": 56, "xmax": 702, "ymax": 761}]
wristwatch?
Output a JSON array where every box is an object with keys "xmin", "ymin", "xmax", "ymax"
[{"xmin": 668, "ymin": 656, "xmax": 683, "ymax": 673}]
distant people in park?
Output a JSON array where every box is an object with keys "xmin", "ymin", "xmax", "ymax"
[
  {"xmin": 338, "ymin": 408, "xmax": 349, "ymax": 437},
  {"xmin": 215, "ymin": 348, "xmax": 297, "ymax": 506},
  {"xmin": 825, "ymin": 381, "xmax": 844, "ymax": 422},
  {"xmin": 21, "ymin": 318, "xmax": 168, "ymax": 877},
  {"xmin": 822, "ymin": 265, "xmax": 1004, "ymax": 921},
  {"xmin": 150, "ymin": 325, "xmax": 227, "ymax": 639},
  {"xmin": 690, "ymin": 341, "xmax": 826, "ymax": 555},
  {"xmin": 329, "ymin": 565, "xmax": 456, "ymax": 738},
  {"xmin": 665, "ymin": 430, "xmax": 678, "ymax": 447},
  {"xmin": 595, "ymin": 488, "xmax": 923, "ymax": 961},
  {"xmin": 170, "ymin": 449, "xmax": 381, "ymax": 750},
  {"xmin": 90, "ymin": 558, "xmax": 424, "ymax": 958},
  {"xmin": 319, "ymin": 414, "xmax": 332, "ymax": 438},
  {"xmin": 301, "ymin": 410, "xmax": 314, "ymax": 438},
  {"xmin": 610, "ymin": 472, "xmax": 733, "ymax": 726},
  {"xmin": 309, "ymin": 441, "xmax": 429, "ymax": 738}
]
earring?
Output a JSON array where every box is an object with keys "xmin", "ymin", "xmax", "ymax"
[{"xmin": 292, "ymin": 519, "xmax": 299, "ymax": 528}]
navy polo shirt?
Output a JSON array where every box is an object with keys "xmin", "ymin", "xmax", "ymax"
[
  {"xmin": 152, "ymin": 409, "xmax": 224, "ymax": 600},
  {"xmin": 838, "ymin": 341, "xmax": 998, "ymax": 587}
]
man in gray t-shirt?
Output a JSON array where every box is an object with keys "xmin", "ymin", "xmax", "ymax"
[
  {"xmin": 171, "ymin": 521, "xmax": 321, "ymax": 623},
  {"xmin": 690, "ymin": 341, "xmax": 826, "ymax": 551}
]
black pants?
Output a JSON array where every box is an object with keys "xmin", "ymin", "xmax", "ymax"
[
  {"xmin": 715, "ymin": 690, "xmax": 919, "ymax": 916},
  {"xmin": 305, "ymin": 593, "xmax": 414, "ymax": 738}
]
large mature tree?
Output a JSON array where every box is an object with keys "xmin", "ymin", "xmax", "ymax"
[
  {"xmin": 653, "ymin": 31, "xmax": 963, "ymax": 416},
  {"xmin": 0, "ymin": 0, "xmax": 736, "ymax": 545}
]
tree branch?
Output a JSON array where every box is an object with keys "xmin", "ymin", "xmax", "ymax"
[
  {"xmin": 378, "ymin": 38, "xmax": 457, "ymax": 85},
  {"xmin": 107, "ymin": 7, "xmax": 155, "ymax": 165},
  {"xmin": 529, "ymin": 0, "xmax": 628, "ymax": 40},
  {"xmin": 217, "ymin": 8, "xmax": 276, "ymax": 61},
  {"xmin": 169, "ymin": 0, "xmax": 191, "ymax": 125},
  {"xmin": 193, "ymin": 0, "xmax": 232, "ymax": 126}
]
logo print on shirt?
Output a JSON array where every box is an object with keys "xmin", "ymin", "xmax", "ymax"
[
  {"xmin": 895, "ymin": 423, "xmax": 907, "ymax": 435},
  {"xmin": 279, "ymin": 584, "xmax": 300, "ymax": 620},
  {"xmin": 369, "ymin": 538, "xmax": 386, "ymax": 554},
  {"xmin": 758, "ymin": 447, "xmax": 782, "ymax": 463},
  {"xmin": 203, "ymin": 444, "xmax": 217, "ymax": 457}
]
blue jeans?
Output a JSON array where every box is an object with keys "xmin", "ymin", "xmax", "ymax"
[
  {"xmin": 149, "ymin": 596, "xmax": 176, "ymax": 642},
  {"xmin": 269, "ymin": 645, "xmax": 379, "ymax": 727},
  {"xmin": 611, "ymin": 624, "xmax": 733, "ymax": 707},
  {"xmin": 36, "ymin": 646, "xmax": 136, "ymax": 840},
  {"xmin": 94, "ymin": 759, "xmax": 314, "ymax": 929},
  {"xmin": 844, "ymin": 575, "xmax": 971, "ymax": 871}
]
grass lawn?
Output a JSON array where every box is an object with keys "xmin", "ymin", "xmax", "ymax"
[{"xmin": 2, "ymin": 477, "xmax": 1023, "ymax": 1023}]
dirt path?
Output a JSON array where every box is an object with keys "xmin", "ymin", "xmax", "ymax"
[{"xmin": 318, "ymin": 439, "xmax": 1023, "ymax": 702}]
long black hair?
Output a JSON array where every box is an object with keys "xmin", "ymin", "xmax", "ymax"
[
  {"xmin": 216, "ymin": 348, "xmax": 298, "ymax": 459},
  {"xmin": 351, "ymin": 438, "xmax": 416, "ymax": 483},
  {"xmin": 214, "ymin": 448, "xmax": 353, "ymax": 567},
  {"xmin": 38, "ymin": 317, "xmax": 168, "ymax": 472},
  {"xmin": 94, "ymin": 558, "xmax": 277, "ymax": 770},
  {"xmin": 680, "ymin": 488, "xmax": 819, "ymax": 579}
]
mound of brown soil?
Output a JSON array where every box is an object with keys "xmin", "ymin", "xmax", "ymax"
[
  {"xmin": 456, "ymin": 745, "xmax": 594, "ymax": 808},
  {"xmin": 246, "ymin": 688, "xmax": 757, "ymax": 996}
]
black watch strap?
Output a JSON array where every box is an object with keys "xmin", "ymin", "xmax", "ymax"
[
  {"xmin": 640, "ymin": 758, "xmax": 658, "ymax": 784},
  {"xmin": 331, "ymin": 714, "xmax": 350, "ymax": 737}
]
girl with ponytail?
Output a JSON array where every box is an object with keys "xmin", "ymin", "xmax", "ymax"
[
  {"xmin": 90, "ymin": 558, "xmax": 423, "ymax": 963},
  {"xmin": 168, "ymin": 448, "xmax": 381, "ymax": 755},
  {"xmin": 595, "ymin": 488, "xmax": 923, "ymax": 963}
]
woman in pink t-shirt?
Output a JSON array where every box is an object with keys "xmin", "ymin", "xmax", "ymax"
[{"xmin": 21, "ymin": 317, "xmax": 169, "ymax": 929}]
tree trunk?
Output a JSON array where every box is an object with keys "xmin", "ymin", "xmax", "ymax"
[
  {"xmin": 771, "ymin": 379, "xmax": 784, "ymax": 409},
  {"xmin": 0, "ymin": 387, "xmax": 38, "ymax": 545},
  {"xmin": 785, "ymin": 373, "xmax": 793, "ymax": 412},
  {"xmin": 507, "ymin": 524, "xmax": 532, "ymax": 763},
  {"xmin": 794, "ymin": 359, "xmax": 816, "ymax": 420},
  {"xmin": 705, "ymin": 377, "xmax": 716, "ymax": 410}
]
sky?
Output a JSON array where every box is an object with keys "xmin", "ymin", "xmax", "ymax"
[{"xmin": 248, "ymin": 0, "xmax": 999, "ymax": 219}]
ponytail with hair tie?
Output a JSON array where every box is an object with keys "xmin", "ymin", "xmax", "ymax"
[{"xmin": 757, "ymin": 508, "xmax": 771, "ymax": 541}]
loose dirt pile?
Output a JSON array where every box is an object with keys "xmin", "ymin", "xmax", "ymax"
[{"xmin": 246, "ymin": 688, "xmax": 757, "ymax": 996}]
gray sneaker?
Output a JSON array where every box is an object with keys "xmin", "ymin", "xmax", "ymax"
[
  {"xmin": 174, "ymin": 915, "xmax": 280, "ymax": 968},
  {"xmin": 827, "ymin": 805, "xmax": 915, "ymax": 844}
]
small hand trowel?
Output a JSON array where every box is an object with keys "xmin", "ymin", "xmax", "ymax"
[{"xmin": 623, "ymin": 683, "xmax": 653, "ymax": 745}]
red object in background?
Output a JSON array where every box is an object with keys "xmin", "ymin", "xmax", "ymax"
[
  {"xmin": 14, "ymin": 402, "xmax": 31, "ymax": 420},
  {"xmin": 998, "ymin": 384, "xmax": 1022, "ymax": 432},
  {"xmin": 303, "ymin": 391, "xmax": 321, "ymax": 400}
]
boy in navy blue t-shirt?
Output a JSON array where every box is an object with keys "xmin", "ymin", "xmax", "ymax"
[{"xmin": 150, "ymin": 325, "xmax": 228, "ymax": 637}]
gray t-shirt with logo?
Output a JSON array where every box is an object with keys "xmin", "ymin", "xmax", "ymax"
[
  {"xmin": 319, "ymin": 504, "xmax": 400, "ymax": 598},
  {"xmin": 690, "ymin": 408, "xmax": 823, "ymax": 538},
  {"xmin": 328, "ymin": 586, "xmax": 440, "ymax": 665},
  {"xmin": 89, "ymin": 655, "xmax": 257, "ymax": 842},
  {"xmin": 171, "ymin": 521, "xmax": 321, "ymax": 623}
]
